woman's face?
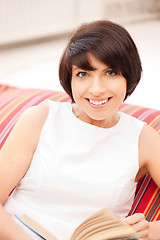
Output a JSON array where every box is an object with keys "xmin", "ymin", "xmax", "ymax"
[{"xmin": 71, "ymin": 53, "xmax": 127, "ymax": 128}]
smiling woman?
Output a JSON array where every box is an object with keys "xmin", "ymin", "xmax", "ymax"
[{"xmin": 0, "ymin": 20, "xmax": 160, "ymax": 240}]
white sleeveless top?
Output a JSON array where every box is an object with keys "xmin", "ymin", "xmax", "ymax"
[{"xmin": 4, "ymin": 100, "xmax": 145, "ymax": 240}]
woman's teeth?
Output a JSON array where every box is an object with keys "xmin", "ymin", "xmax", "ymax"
[{"xmin": 89, "ymin": 99, "xmax": 109, "ymax": 105}]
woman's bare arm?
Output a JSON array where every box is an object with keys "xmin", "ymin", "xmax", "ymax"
[
  {"xmin": 0, "ymin": 104, "xmax": 49, "ymax": 239},
  {"xmin": 126, "ymin": 124, "xmax": 160, "ymax": 240}
]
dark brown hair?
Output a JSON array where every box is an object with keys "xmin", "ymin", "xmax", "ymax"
[{"xmin": 59, "ymin": 20, "xmax": 142, "ymax": 102}]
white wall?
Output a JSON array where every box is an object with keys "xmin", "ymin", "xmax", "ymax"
[{"xmin": 1, "ymin": 0, "xmax": 159, "ymax": 45}]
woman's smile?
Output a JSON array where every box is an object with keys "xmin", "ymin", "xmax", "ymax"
[{"xmin": 85, "ymin": 97, "xmax": 113, "ymax": 108}]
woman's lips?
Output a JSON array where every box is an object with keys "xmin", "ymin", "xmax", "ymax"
[{"xmin": 86, "ymin": 97, "xmax": 112, "ymax": 108}]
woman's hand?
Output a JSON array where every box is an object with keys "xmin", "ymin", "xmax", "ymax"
[{"xmin": 121, "ymin": 213, "xmax": 149, "ymax": 239}]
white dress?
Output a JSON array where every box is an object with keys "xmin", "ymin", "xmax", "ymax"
[{"xmin": 4, "ymin": 100, "xmax": 145, "ymax": 240}]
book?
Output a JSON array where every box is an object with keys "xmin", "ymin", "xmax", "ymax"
[{"xmin": 16, "ymin": 208, "xmax": 139, "ymax": 240}]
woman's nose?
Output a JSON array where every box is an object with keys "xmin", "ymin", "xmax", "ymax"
[{"xmin": 88, "ymin": 78, "xmax": 106, "ymax": 96}]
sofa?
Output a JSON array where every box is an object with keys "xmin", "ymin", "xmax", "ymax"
[{"xmin": 0, "ymin": 83, "xmax": 159, "ymax": 221}]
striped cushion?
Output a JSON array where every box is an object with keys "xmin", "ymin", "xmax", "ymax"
[{"xmin": 0, "ymin": 84, "xmax": 159, "ymax": 221}]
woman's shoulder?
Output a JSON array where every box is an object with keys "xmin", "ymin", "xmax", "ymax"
[
  {"xmin": 119, "ymin": 112, "xmax": 146, "ymax": 133},
  {"xmin": 139, "ymin": 124, "xmax": 160, "ymax": 160},
  {"xmin": 10, "ymin": 103, "xmax": 50, "ymax": 150},
  {"xmin": 138, "ymin": 124, "xmax": 160, "ymax": 183},
  {"xmin": 18, "ymin": 102, "xmax": 49, "ymax": 130},
  {"xmin": 18, "ymin": 100, "xmax": 70, "ymax": 135}
]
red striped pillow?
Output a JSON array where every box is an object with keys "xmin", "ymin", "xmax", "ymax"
[{"xmin": 0, "ymin": 84, "xmax": 159, "ymax": 221}]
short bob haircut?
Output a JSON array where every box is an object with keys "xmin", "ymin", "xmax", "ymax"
[{"xmin": 59, "ymin": 20, "xmax": 142, "ymax": 102}]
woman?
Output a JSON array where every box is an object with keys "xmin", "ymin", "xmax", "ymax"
[{"xmin": 0, "ymin": 20, "xmax": 160, "ymax": 240}]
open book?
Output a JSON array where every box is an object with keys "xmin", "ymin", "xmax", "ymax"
[{"xmin": 16, "ymin": 208, "xmax": 138, "ymax": 240}]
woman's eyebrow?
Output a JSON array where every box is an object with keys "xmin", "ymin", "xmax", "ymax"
[
  {"xmin": 72, "ymin": 67, "xmax": 91, "ymax": 72},
  {"xmin": 72, "ymin": 67, "xmax": 80, "ymax": 72},
  {"xmin": 103, "ymin": 67, "xmax": 111, "ymax": 71},
  {"xmin": 72, "ymin": 66, "xmax": 111, "ymax": 72}
]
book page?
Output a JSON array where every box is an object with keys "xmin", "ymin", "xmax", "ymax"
[{"xmin": 71, "ymin": 209, "xmax": 138, "ymax": 240}]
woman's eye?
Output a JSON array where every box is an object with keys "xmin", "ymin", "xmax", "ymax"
[
  {"xmin": 77, "ymin": 72, "xmax": 87, "ymax": 78},
  {"xmin": 106, "ymin": 70, "xmax": 116, "ymax": 76}
]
